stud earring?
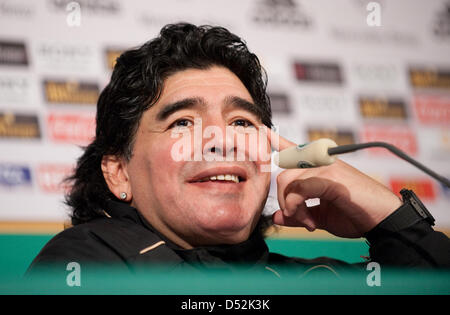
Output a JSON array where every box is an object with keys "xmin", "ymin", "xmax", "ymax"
[{"xmin": 120, "ymin": 192, "xmax": 127, "ymax": 200}]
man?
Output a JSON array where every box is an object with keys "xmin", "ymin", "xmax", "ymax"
[{"xmin": 28, "ymin": 23, "xmax": 450, "ymax": 276}]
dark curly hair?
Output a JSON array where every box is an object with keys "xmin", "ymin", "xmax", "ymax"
[{"xmin": 65, "ymin": 22, "xmax": 272, "ymax": 225}]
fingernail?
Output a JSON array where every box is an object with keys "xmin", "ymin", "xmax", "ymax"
[{"xmin": 304, "ymin": 220, "xmax": 316, "ymax": 232}]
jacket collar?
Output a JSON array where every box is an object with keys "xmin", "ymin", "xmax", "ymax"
[{"xmin": 105, "ymin": 200, "xmax": 269, "ymax": 268}]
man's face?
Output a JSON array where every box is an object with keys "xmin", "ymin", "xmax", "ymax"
[{"xmin": 125, "ymin": 66, "xmax": 272, "ymax": 248}]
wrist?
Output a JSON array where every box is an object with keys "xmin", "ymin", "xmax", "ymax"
[
  {"xmin": 370, "ymin": 192, "xmax": 403, "ymax": 228},
  {"xmin": 365, "ymin": 189, "xmax": 435, "ymax": 238}
]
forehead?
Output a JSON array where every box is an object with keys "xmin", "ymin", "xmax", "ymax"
[{"xmin": 157, "ymin": 66, "xmax": 253, "ymax": 105}]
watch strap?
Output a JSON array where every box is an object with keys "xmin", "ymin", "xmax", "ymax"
[
  {"xmin": 376, "ymin": 189, "xmax": 435, "ymax": 233},
  {"xmin": 377, "ymin": 201, "xmax": 426, "ymax": 233}
]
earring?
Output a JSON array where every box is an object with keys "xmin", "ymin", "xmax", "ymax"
[{"xmin": 120, "ymin": 192, "xmax": 127, "ymax": 200}]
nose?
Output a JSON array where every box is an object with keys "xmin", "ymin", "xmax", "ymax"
[{"xmin": 200, "ymin": 118, "xmax": 242, "ymax": 162}]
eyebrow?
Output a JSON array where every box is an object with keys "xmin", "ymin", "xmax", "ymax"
[
  {"xmin": 224, "ymin": 96, "xmax": 262, "ymax": 120},
  {"xmin": 155, "ymin": 95, "xmax": 263, "ymax": 121},
  {"xmin": 156, "ymin": 97, "xmax": 206, "ymax": 121}
]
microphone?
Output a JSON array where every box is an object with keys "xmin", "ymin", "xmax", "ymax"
[
  {"xmin": 274, "ymin": 138, "xmax": 338, "ymax": 169},
  {"xmin": 273, "ymin": 138, "xmax": 450, "ymax": 188}
]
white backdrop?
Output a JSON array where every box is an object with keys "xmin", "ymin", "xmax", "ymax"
[{"xmin": 0, "ymin": 0, "xmax": 449, "ymax": 230}]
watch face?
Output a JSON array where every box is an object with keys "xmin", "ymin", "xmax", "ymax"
[
  {"xmin": 411, "ymin": 199, "xmax": 427, "ymax": 219},
  {"xmin": 410, "ymin": 190, "xmax": 435, "ymax": 225},
  {"xmin": 400, "ymin": 189, "xmax": 435, "ymax": 225}
]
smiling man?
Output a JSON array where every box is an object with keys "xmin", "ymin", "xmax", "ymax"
[
  {"xmin": 28, "ymin": 23, "xmax": 450, "ymax": 276},
  {"xmin": 110, "ymin": 66, "xmax": 272, "ymax": 248}
]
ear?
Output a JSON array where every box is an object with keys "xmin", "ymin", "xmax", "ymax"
[{"xmin": 101, "ymin": 155, "xmax": 132, "ymax": 202}]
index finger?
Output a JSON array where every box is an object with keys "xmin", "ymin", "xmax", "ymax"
[{"xmin": 268, "ymin": 128, "xmax": 297, "ymax": 152}]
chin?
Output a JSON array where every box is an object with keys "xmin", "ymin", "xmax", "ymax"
[
  {"xmin": 202, "ymin": 229, "xmax": 251, "ymax": 245},
  {"xmin": 197, "ymin": 214, "xmax": 257, "ymax": 245}
]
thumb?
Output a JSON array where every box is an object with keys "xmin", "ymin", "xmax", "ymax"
[{"xmin": 272, "ymin": 209, "xmax": 317, "ymax": 232}]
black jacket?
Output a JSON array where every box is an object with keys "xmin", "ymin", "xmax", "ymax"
[{"xmin": 27, "ymin": 200, "xmax": 450, "ymax": 278}]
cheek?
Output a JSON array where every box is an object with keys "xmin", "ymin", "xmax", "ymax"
[
  {"xmin": 249, "ymin": 173, "xmax": 271, "ymax": 204},
  {"xmin": 232, "ymin": 130, "xmax": 271, "ymax": 166},
  {"xmin": 129, "ymin": 136, "xmax": 182, "ymax": 193},
  {"xmin": 149, "ymin": 140, "xmax": 183, "ymax": 184}
]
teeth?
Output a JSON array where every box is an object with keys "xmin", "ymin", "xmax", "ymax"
[{"xmin": 201, "ymin": 174, "xmax": 240, "ymax": 183}]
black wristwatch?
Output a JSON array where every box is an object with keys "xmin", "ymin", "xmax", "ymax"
[{"xmin": 376, "ymin": 189, "xmax": 435, "ymax": 233}]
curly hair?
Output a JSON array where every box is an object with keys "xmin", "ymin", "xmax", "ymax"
[{"xmin": 65, "ymin": 23, "xmax": 272, "ymax": 225}]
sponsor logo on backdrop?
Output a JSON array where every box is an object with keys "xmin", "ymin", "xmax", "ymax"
[
  {"xmin": 297, "ymin": 93, "xmax": 356, "ymax": 122},
  {"xmin": 352, "ymin": 63, "xmax": 399, "ymax": 86},
  {"xmin": 416, "ymin": 128, "xmax": 450, "ymax": 160},
  {"xmin": 359, "ymin": 96, "xmax": 408, "ymax": 120},
  {"xmin": 413, "ymin": 94, "xmax": 450, "ymax": 124},
  {"xmin": 0, "ymin": 75, "xmax": 29, "ymax": 103},
  {"xmin": 330, "ymin": 1, "xmax": 418, "ymax": 48},
  {"xmin": 47, "ymin": 112, "xmax": 95, "ymax": 145},
  {"xmin": 0, "ymin": 163, "xmax": 32, "ymax": 188},
  {"xmin": 441, "ymin": 129, "xmax": 450, "ymax": 152},
  {"xmin": 433, "ymin": 1, "xmax": 450, "ymax": 38},
  {"xmin": 251, "ymin": 0, "xmax": 312, "ymax": 28},
  {"xmin": 0, "ymin": 112, "xmax": 40, "ymax": 139},
  {"xmin": 0, "ymin": 0, "xmax": 34, "ymax": 18},
  {"xmin": 298, "ymin": 93, "xmax": 348, "ymax": 110},
  {"xmin": 104, "ymin": 48, "xmax": 124, "ymax": 70},
  {"xmin": 330, "ymin": 28, "xmax": 418, "ymax": 46},
  {"xmin": 47, "ymin": 0, "xmax": 120, "ymax": 15},
  {"xmin": 307, "ymin": 128, "xmax": 356, "ymax": 145},
  {"xmin": 36, "ymin": 163, "xmax": 73, "ymax": 194},
  {"xmin": 0, "ymin": 40, "xmax": 28, "ymax": 66},
  {"xmin": 361, "ymin": 125, "xmax": 417, "ymax": 156},
  {"xmin": 294, "ymin": 61, "xmax": 343, "ymax": 84},
  {"xmin": 138, "ymin": 12, "xmax": 232, "ymax": 32},
  {"xmin": 36, "ymin": 42, "xmax": 95, "ymax": 71},
  {"xmin": 43, "ymin": 80, "xmax": 99, "ymax": 105},
  {"xmin": 409, "ymin": 67, "xmax": 450, "ymax": 90},
  {"xmin": 268, "ymin": 92, "xmax": 291, "ymax": 115},
  {"xmin": 390, "ymin": 178, "xmax": 437, "ymax": 201}
]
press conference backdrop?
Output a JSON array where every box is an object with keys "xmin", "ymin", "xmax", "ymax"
[{"xmin": 0, "ymin": 0, "xmax": 450, "ymax": 235}]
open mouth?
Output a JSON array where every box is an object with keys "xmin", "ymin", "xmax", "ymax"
[
  {"xmin": 187, "ymin": 167, "xmax": 248, "ymax": 185},
  {"xmin": 193, "ymin": 174, "xmax": 245, "ymax": 184}
]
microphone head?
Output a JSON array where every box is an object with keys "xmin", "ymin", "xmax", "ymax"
[{"xmin": 274, "ymin": 138, "xmax": 338, "ymax": 169}]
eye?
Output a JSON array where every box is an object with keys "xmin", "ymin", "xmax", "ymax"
[
  {"xmin": 231, "ymin": 119, "xmax": 255, "ymax": 128},
  {"xmin": 169, "ymin": 119, "xmax": 193, "ymax": 128}
]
